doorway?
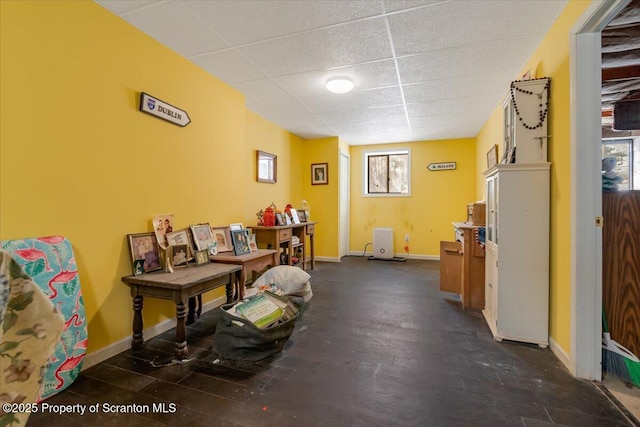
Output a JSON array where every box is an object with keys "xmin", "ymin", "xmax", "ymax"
[{"xmin": 339, "ymin": 152, "xmax": 350, "ymax": 259}]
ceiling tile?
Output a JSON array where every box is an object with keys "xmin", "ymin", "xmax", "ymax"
[
  {"xmin": 238, "ymin": 18, "xmax": 393, "ymax": 77},
  {"xmin": 121, "ymin": 1, "xmax": 229, "ymax": 57},
  {"xmin": 318, "ymin": 105, "xmax": 407, "ymax": 125},
  {"xmin": 384, "ymin": 1, "xmax": 442, "ymax": 13},
  {"xmin": 247, "ymin": 100, "xmax": 315, "ymax": 123},
  {"xmin": 273, "ymin": 59, "xmax": 399, "ymax": 98},
  {"xmin": 235, "ymin": 79, "xmax": 292, "ymax": 105},
  {"xmin": 406, "ymin": 95, "xmax": 498, "ymax": 118},
  {"xmin": 180, "ymin": 0, "xmax": 384, "ymax": 46},
  {"xmin": 403, "ymin": 71, "xmax": 513, "ymax": 104},
  {"xmin": 96, "ymin": 0, "xmax": 159, "ymax": 15},
  {"xmin": 389, "ymin": 0, "xmax": 566, "ymax": 56},
  {"xmin": 301, "ymin": 87, "xmax": 404, "ymax": 114},
  {"xmin": 397, "ymin": 36, "xmax": 539, "ymax": 83},
  {"xmin": 191, "ymin": 50, "xmax": 266, "ymax": 84},
  {"xmin": 332, "ymin": 118, "xmax": 410, "ymax": 135}
]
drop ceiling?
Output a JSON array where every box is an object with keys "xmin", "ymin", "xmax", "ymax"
[{"xmin": 95, "ymin": 0, "xmax": 567, "ymax": 145}]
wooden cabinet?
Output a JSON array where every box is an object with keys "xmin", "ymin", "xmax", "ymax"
[
  {"xmin": 602, "ymin": 191, "xmax": 640, "ymax": 356},
  {"xmin": 483, "ymin": 163, "xmax": 550, "ymax": 347},
  {"xmin": 249, "ymin": 223, "xmax": 316, "ymax": 271},
  {"xmin": 440, "ymin": 223, "xmax": 485, "ymax": 310}
]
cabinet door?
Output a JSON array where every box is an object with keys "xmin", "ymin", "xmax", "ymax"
[
  {"xmin": 440, "ymin": 241, "xmax": 462, "ymax": 293},
  {"xmin": 486, "ymin": 175, "xmax": 499, "ymax": 247},
  {"xmin": 485, "ymin": 249, "xmax": 498, "ymax": 318}
]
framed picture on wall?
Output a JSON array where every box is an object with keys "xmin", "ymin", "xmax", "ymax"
[
  {"xmin": 311, "ymin": 163, "xmax": 328, "ymax": 185},
  {"xmin": 486, "ymin": 144, "xmax": 498, "ymax": 169}
]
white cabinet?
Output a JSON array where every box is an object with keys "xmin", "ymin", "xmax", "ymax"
[
  {"xmin": 502, "ymin": 78, "xmax": 550, "ymax": 164},
  {"xmin": 483, "ymin": 163, "xmax": 550, "ymax": 347}
]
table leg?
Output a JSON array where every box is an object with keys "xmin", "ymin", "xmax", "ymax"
[
  {"xmin": 225, "ymin": 273, "xmax": 235, "ymax": 304},
  {"xmin": 238, "ymin": 267, "xmax": 246, "ymax": 300},
  {"xmin": 175, "ymin": 301, "xmax": 188, "ymax": 359},
  {"xmin": 187, "ymin": 296, "xmax": 197, "ymax": 325},
  {"xmin": 132, "ymin": 294, "xmax": 144, "ymax": 350},
  {"xmin": 309, "ymin": 233, "xmax": 315, "ymax": 270}
]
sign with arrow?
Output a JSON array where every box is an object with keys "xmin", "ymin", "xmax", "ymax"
[
  {"xmin": 427, "ymin": 162, "xmax": 456, "ymax": 171},
  {"xmin": 139, "ymin": 92, "xmax": 191, "ymax": 127}
]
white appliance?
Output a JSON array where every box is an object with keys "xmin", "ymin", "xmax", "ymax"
[{"xmin": 373, "ymin": 228, "xmax": 394, "ymax": 259}]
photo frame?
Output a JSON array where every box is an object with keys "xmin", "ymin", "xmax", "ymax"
[
  {"xmin": 248, "ymin": 233, "xmax": 258, "ymax": 252},
  {"xmin": 311, "ymin": 163, "xmax": 328, "ymax": 185},
  {"xmin": 169, "ymin": 244, "xmax": 189, "ymax": 268},
  {"xmin": 190, "ymin": 223, "xmax": 215, "ymax": 251},
  {"xmin": 152, "ymin": 214, "xmax": 174, "ymax": 249},
  {"xmin": 290, "ymin": 208, "xmax": 300, "ymax": 224},
  {"xmin": 166, "ymin": 229, "xmax": 194, "ymax": 260},
  {"xmin": 298, "ymin": 210, "xmax": 308, "ymax": 223},
  {"xmin": 229, "ymin": 223, "xmax": 244, "ymax": 231},
  {"xmin": 211, "ymin": 226, "xmax": 233, "ymax": 253},
  {"xmin": 127, "ymin": 232, "xmax": 162, "ymax": 275},
  {"xmin": 231, "ymin": 229, "xmax": 251, "ymax": 256},
  {"xmin": 486, "ymin": 145, "xmax": 498, "ymax": 169},
  {"xmin": 195, "ymin": 250, "xmax": 209, "ymax": 266},
  {"xmin": 275, "ymin": 212, "xmax": 285, "ymax": 226},
  {"xmin": 256, "ymin": 150, "xmax": 277, "ymax": 183}
]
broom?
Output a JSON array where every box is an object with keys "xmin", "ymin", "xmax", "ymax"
[{"xmin": 602, "ymin": 309, "xmax": 640, "ymax": 387}]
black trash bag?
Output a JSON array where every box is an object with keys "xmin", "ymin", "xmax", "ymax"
[{"xmin": 213, "ymin": 296, "xmax": 304, "ymax": 361}]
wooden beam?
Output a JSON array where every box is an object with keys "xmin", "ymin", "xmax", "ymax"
[{"xmin": 602, "ymin": 64, "xmax": 640, "ymax": 82}]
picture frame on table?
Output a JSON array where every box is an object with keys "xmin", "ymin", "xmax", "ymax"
[
  {"xmin": 486, "ymin": 144, "xmax": 498, "ymax": 169},
  {"xmin": 248, "ymin": 234, "xmax": 258, "ymax": 252},
  {"xmin": 169, "ymin": 244, "xmax": 189, "ymax": 268},
  {"xmin": 275, "ymin": 212, "xmax": 285, "ymax": 226},
  {"xmin": 211, "ymin": 226, "xmax": 233, "ymax": 253},
  {"xmin": 195, "ymin": 250, "xmax": 209, "ymax": 266},
  {"xmin": 311, "ymin": 163, "xmax": 328, "ymax": 185},
  {"xmin": 298, "ymin": 210, "xmax": 308, "ymax": 223},
  {"xmin": 231, "ymin": 229, "xmax": 251, "ymax": 256},
  {"xmin": 166, "ymin": 229, "xmax": 194, "ymax": 260},
  {"xmin": 229, "ymin": 223, "xmax": 244, "ymax": 231},
  {"xmin": 290, "ymin": 208, "xmax": 300, "ymax": 224},
  {"xmin": 190, "ymin": 223, "xmax": 215, "ymax": 251},
  {"xmin": 128, "ymin": 232, "xmax": 162, "ymax": 275}
]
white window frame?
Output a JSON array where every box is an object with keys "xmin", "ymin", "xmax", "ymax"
[{"xmin": 362, "ymin": 148, "xmax": 411, "ymax": 197}]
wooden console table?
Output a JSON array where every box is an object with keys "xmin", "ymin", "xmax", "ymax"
[
  {"xmin": 121, "ymin": 263, "xmax": 240, "ymax": 358},
  {"xmin": 249, "ymin": 222, "xmax": 316, "ymax": 270},
  {"xmin": 209, "ymin": 248, "xmax": 277, "ymax": 300}
]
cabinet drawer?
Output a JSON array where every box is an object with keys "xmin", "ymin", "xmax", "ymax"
[
  {"xmin": 279, "ymin": 229, "xmax": 292, "ymax": 241},
  {"xmin": 306, "ymin": 224, "xmax": 314, "ymax": 235}
]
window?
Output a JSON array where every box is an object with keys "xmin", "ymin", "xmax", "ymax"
[
  {"xmin": 602, "ymin": 138, "xmax": 639, "ymax": 190},
  {"xmin": 364, "ymin": 149, "xmax": 410, "ymax": 195}
]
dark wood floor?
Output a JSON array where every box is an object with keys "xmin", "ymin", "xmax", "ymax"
[{"xmin": 27, "ymin": 257, "xmax": 634, "ymax": 426}]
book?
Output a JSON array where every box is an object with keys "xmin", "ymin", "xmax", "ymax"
[{"xmin": 235, "ymin": 294, "xmax": 284, "ymax": 329}]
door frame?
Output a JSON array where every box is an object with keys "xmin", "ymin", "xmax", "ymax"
[
  {"xmin": 339, "ymin": 152, "xmax": 350, "ymax": 259},
  {"xmin": 570, "ymin": 0, "xmax": 630, "ymax": 380}
]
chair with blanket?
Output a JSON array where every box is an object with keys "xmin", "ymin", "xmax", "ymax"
[{"xmin": 1, "ymin": 236, "xmax": 88, "ymax": 402}]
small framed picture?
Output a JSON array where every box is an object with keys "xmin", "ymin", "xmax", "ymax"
[
  {"xmin": 290, "ymin": 208, "xmax": 300, "ymax": 224},
  {"xmin": 195, "ymin": 250, "xmax": 209, "ymax": 266},
  {"xmin": 231, "ymin": 229, "xmax": 251, "ymax": 256},
  {"xmin": 311, "ymin": 163, "xmax": 328, "ymax": 185},
  {"xmin": 298, "ymin": 210, "xmax": 308, "ymax": 223},
  {"xmin": 229, "ymin": 223, "xmax": 244, "ymax": 231},
  {"xmin": 211, "ymin": 226, "xmax": 233, "ymax": 253},
  {"xmin": 285, "ymin": 213, "xmax": 292, "ymax": 225},
  {"xmin": 275, "ymin": 212, "xmax": 285, "ymax": 226},
  {"xmin": 169, "ymin": 244, "xmax": 189, "ymax": 268},
  {"xmin": 166, "ymin": 229, "xmax": 194, "ymax": 260},
  {"xmin": 486, "ymin": 144, "xmax": 498, "ymax": 169},
  {"xmin": 190, "ymin": 223, "xmax": 215, "ymax": 251},
  {"xmin": 248, "ymin": 234, "xmax": 258, "ymax": 252},
  {"xmin": 152, "ymin": 214, "xmax": 175, "ymax": 249},
  {"xmin": 128, "ymin": 232, "xmax": 162, "ymax": 274}
]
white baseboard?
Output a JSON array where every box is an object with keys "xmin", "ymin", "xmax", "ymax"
[
  {"xmin": 549, "ymin": 335, "xmax": 573, "ymax": 374},
  {"xmin": 315, "ymin": 256, "xmax": 341, "ymax": 263},
  {"xmin": 347, "ymin": 251, "xmax": 439, "ymax": 261},
  {"xmin": 82, "ymin": 295, "xmax": 227, "ymax": 370}
]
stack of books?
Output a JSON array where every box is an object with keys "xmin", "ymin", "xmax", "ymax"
[{"xmin": 233, "ymin": 292, "xmax": 298, "ymax": 329}]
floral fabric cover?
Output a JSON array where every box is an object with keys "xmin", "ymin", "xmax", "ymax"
[
  {"xmin": 1, "ymin": 236, "xmax": 87, "ymax": 400},
  {"xmin": 0, "ymin": 251, "xmax": 64, "ymax": 426}
]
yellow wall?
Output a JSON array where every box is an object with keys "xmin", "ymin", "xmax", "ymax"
[
  {"xmin": 301, "ymin": 137, "xmax": 341, "ymax": 259},
  {"xmin": 350, "ymin": 139, "xmax": 477, "ymax": 257},
  {"xmin": 0, "ymin": 1, "xmax": 303, "ymax": 354},
  {"xmin": 475, "ymin": 1, "xmax": 592, "ymax": 354}
]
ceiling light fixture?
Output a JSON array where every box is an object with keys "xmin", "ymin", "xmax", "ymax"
[{"xmin": 326, "ymin": 77, "xmax": 354, "ymax": 94}]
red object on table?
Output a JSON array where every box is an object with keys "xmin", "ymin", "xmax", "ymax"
[{"xmin": 263, "ymin": 206, "xmax": 276, "ymax": 226}]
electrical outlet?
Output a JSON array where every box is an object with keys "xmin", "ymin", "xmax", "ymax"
[{"xmin": 404, "ymin": 234, "xmax": 410, "ymax": 242}]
